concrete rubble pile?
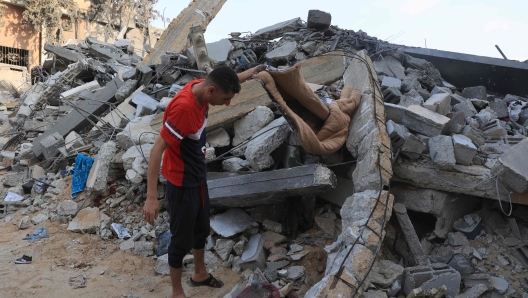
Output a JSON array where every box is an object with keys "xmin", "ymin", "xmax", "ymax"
[{"xmin": 1, "ymin": 7, "xmax": 528, "ymax": 298}]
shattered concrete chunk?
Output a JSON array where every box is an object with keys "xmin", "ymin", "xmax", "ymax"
[
  {"xmin": 207, "ymin": 128, "xmax": 230, "ymax": 147},
  {"xmin": 240, "ymin": 233, "xmax": 266, "ymax": 271},
  {"xmin": 86, "ymin": 141, "xmax": 117, "ymax": 194},
  {"xmin": 371, "ymin": 260, "xmax": 404, "ymax": 289},
  {"xmin": 210, "ymin": 208, "xmax": 256, "ymax": 238},
  {"xmin": 381, "ymin": 76, "xmax": 401, "ymax": 90},
  {"xmin": 155, "ymin": 254, "xmax": 170, "ymax": 275},
  {"xmin": 65, "ymin": 131, "xmax": 85, "ymax": 151},
  {"xmin": 40, "ymin": 132, "xmax": 65, "ymax": 160},
  {"xmin": 462, "ymin": 86, "xmax": 487, "ymax": 101},
  {"xmin": 307, "ymin": 10, "xmax": 331, "ymax": 30},
  {"xmin": 424, "ymin": 93, "xmax": 451, "ymax": 116},
  {"xmin": 67, "ymin": 207, "xmax": 102, "ymax": 234},
  {"xmin": 452, "ymin": 134, "xmax": 477, "ymax": 165},
  {"xmin": 496, "ymin": 138, "xmax": 528, "ymax": 193},
  {"xmin": 253, "ymin": 18, "xmax": 302, "ymax": 40},
  {"xmin": 385, "ymin": 104, "xmax": 449, "ymax": 137},
  {"xmin": 115, "ymin": 79, "xmax": 138, "ymax": 101},
  {"xmin": 265, "ymin": 41, "xmax": 298, "ymax": 62},
  {"xmin": 429, "ymin": 135, "xmax": 456, "ymax": 169},
  {"xmin": 215, "ymin": 239, "xmax": 235, "ymax": 261},
  {"xmin": 232, "ymin": 106, "xmax": 274, "ymax": 146},
  {"xmin": 222, "ymin": 157, "xmax": 250, "ymax": 172},
  {"xmin": 244, "ymin": 117, "xmax": 290, "ymax": 171},
  {"xmin": 453, "ymin": 99, "xmax": 478, "ymax": 117},
  {"xmin": 134, "ymin": 241, "xmax": 154, "ymax": 257}
]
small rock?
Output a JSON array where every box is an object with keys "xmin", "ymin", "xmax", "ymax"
[
  {"xmin": 504, "ymin": 237, "xmax": 521, "ymax": 247},
  {"xmin": 18, "ymin": 216, "xmax": 33, "ymax": 230},
  {"xmin": 286, "ymin": 266, "xmax": 305, "ymax": 281},
  {"xmin": 183, "ymin": 254, "xmax": 194, "ymax": 265},
  {"xmin": 233, "ymin": 239, "xmax": 246, "ymax": 256},
  {"xmin": 154, "ymin": 254, "xmax": 170, "ymax": 275},
  {"xmin": 287, "ymin": 244, "xmax": 303, "ymax": 255},
  {"xmin": 264, "ymin": 269, "xmax": 278, "ymax": 282},
  {"xmin": 215, "ymin": 239, "xmax": 235, "ymax": 261},
  {"xmin": 134, "ymin": 241, "xmax": 154, "ymax": 257},
  {"xmin": 263, "ymin": 219, "xmax": 283, "ymax": 234},
  {"xmin": 448, "ymin": 232, "xmax": 469, "ymax": 246},
  {"xmin": 31, "ymin": 213, "xmax": 49, "ymax": 225},
  {"xmin": 497, "ymin": 254, "xmax": 509, "ymax": 266}
]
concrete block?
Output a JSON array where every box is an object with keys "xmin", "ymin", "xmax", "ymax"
[
  {"xmin": 134, "ymin": 241, "xmax": 154, "ymax": 257},
  {"xmin": 449, "ymin": 93, "xmax": 466, "ymax": 106},
  {"xmin": 115, "ymin": 79, "xmax": 138, "ymax": 101},
  {"xmin": 240, "ymin": 233, "xmax": 267, "ymax": 271},
  {"xmin": 462, "ymin": 86, "xmax": 487, "ymax": 101},
  {"xmin": 265, "ymin": 41, "xmax": 298, "ymax": 62},
  {"xmin": 116, "ymin": 115, "xmax": 156, "ymax": 150},
  {"xmin": 403, "ymin": 265, "xmax": 461, "ymax": 296},
  {"xmin": 489, "ymin": 100, "xmax": 509, "ymax": 118},
  {"xmin": 307, "ymin": 10, "xmax": 331, "ymax": 30},
  {"xmin": 244, "ymin": 117, "xmax": 290, "ymax": 171},
  {"xmin": 382, "ymin": 87, "xmax": 401, "ymax": 104},
  {"xmin": 232, "ymin": 106, "xmax": 274, "ymax": 146},
  {"xmin": 452, "ymin": 134, "xmax": 477, "ymax": 165},
  {"xmin": 137, "ymin": 66, "xmax": 153, "ymax": 86},
  {"xmin": 207, "ymin": 128, "xmax": 230, "ymax": 147},
  {"xmin": 497, "ymin": 138, "xmax": 528, "ymax": 193},
  {"xmin": 399, "ymin": 90, "xmax": 424, "ymax": 108},
  {"xmin": 381, "ymin": 76, "xmax": 401, "ymax": 90},
  {"xmin": 482, "ymin": 119, "xmax": 507, "ymax": 137},
  {"xmin": 385, "ymin": 104, "xmax": 450, "ymax": 137},
  {"xmin": 461, "ymin": 125, "xmax": 485, "ymax": 146},
  {"xmin": 67, "ymin": 207, "xmax": 102, "ymax": 234},
  {"xmin": 453, "ymin": 99, "xmax": 478, "ymax": 117},
  {"xmin": 424, "ymin": 93, "xmax": 451, "ymax": 116},
  {"xmin": 429, "ymin": 135, "xmax": 456, "ymax": 169},
  {"xmin": 39, "ymin": 132, "xmax": 65, "ymax": 160}
]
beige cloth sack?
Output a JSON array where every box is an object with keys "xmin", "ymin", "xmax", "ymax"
[{"xmin": 255, "ymin": 63, "xmax": 361, "ymax": 155}]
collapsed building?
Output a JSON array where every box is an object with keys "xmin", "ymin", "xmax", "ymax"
[{"xmin": 0, "ymin": 2, "xmax": 528, "ymax": 298}]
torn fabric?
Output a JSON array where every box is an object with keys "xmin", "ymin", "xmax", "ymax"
[{"xmin": 71, "ymin": 154, "xmax": 95, "ymax": 198}]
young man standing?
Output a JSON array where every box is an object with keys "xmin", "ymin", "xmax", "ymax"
[{"xmin": 143, "ymin": 65, "xmax": 265, "ymax": 298}]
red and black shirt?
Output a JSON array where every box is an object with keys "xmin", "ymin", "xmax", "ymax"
[{"xmin": 160, "ymin": 79, "xmax": 208, "ymax": 187}]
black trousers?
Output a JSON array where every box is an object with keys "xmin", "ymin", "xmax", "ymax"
[{"xmin": 166, "ymin": 181, "xmax": 210, "ymax": 268}]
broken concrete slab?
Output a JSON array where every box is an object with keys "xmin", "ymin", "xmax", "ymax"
[
  {"xmin": 39, "ymin": 132, "xmax": 65, "ymax": 160},
  {"xmin": 116, "ymin": 114, "xmax": 156, "ymax": 150},
  {"xmin": 60, "ymin": 80, "xmax": 100, "ymax": 100},
  {"xmin": 67, "ymin": 207, "xmax": 101, "ymax": 234},
  {"xmin": 253, "ymin": 18, "xmax": 302, "ymax": 40},
  {"xmin": 142, "ymin": 0, "xmax": 227, "ymax": 65},
  {"xmin": 373, "ymin": 56, "xmax": 406, "ymax": 80},
  {"xmin": 266, "ymin": 41, "xmax": 298, "ymax": 62},
  {"xmin": 240, "ymin": 233, "xmax": 266, "ymax": 271},
  {"xmin": 424, "ymin": 93, "xmax": 451, "ymax": 116},
  {"xmin": 428, "ymin": 135, "xmax": 456, "ymax": 169},
  {"xmin": 393, "ymin": 203, "xmax": 429, "ymax": 266},
  {"xmin": 381, "ymin": 76, "xmax": 401, "ymax": 90},
  {"xmin": 496, "ymin": 138, "xmax": 528, "ymax": 193},
  {"xmin": 189, "ymin": 38, "xmax": 232, "ymax": 66},
  {"xmin": 32, "ymin": 78, "xmax": 124, "ymax": 158},
  {"xmin": 209, "ymin": 208, "xmax": 257, "ymax": 238},
  {"xmin": 44, "ymin": 43, "xmax": 86, "ymax": 62},
  {"xmin": 64, "ymin": 131, "xmax": 85, "ymax": 151},
  {"xmin": 244, "ymin": 117, "xmax": 290, "ymax": 171},
  {"xmin": 385, "ymin": 104, "xmax": 450, "ymax": 137},
  {"xmin": 208, "ymin": 164, "xmax": 336, "ymax": 208},
  {"xmin": 391, "ymin": 183, "xmax": 480, "ymax": 238},
  {"xmin": 452, "ymin": 134, "xmax": 477, "ymax": 165}
]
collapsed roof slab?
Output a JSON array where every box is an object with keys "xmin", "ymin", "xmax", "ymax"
[
  {"xmin": 141, "ymin": 0, "xmax": 227, "ymax": 66},
  {"xmin": 392, "ymin": 159, "xmax": 528, "ymax": 205},
  {"xmin": 207, "ymin": 164, "xmax": 336, "ymax": 209},
  {"xmin": 402, "ymin": 47, "xmax": 528, "ymax": 97}
]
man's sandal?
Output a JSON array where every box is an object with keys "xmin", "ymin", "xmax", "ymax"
[{"xmin": 189, "ymin": 274, "xmax": 224, "ymax": 288}]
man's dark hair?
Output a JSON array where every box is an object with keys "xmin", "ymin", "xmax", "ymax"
[{"xmin": 206, "ymin": 66, "xmax": 241, "ymax": 94}]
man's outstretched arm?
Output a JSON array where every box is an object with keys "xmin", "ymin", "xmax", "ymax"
[
  {"xmin": 143, "ymin": 135, "xmax": 168, "ymax": 225},
  {"xmin": 237, "ymin": 64, "xmax": 266, "ymax": 83}
]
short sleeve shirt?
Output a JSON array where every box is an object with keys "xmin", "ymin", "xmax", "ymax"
[{"xmin": 160, "ymin": 79, "xmax": 208, "ymax": 187}]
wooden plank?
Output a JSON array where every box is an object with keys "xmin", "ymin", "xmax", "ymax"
[
  {"xmin": 141, "ymin": 0, "xmax": 227, "ymax": 66},
  {"xmin": 208, "ymin": 164, "xmax": 336, "ymax": 208}
]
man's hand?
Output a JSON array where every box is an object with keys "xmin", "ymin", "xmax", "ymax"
[{"xmin": 142, "ymin": 195, "xmax": 159, "ymax": 225}]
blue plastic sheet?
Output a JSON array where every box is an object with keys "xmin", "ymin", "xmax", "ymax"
[
  {"xmin": 22, "ymin": 227, "xmax": 49, "ymax": 243},
  {"xmin": 71, "ymin": 154, "xmax": 95, "ymax": 198}
]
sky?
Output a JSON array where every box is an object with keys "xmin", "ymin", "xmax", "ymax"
[{"xmin": 151, "ymin": 0, "xmax": 528, "ymax": 62}]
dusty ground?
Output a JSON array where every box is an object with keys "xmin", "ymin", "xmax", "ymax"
[{"xmin": 0, "ymin": 217, "xmax": 244, "ymax": 298}]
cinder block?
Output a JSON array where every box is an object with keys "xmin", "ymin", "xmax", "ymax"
[
  {"xmin": 482, "ymin": 119, "xmax": 507, "ymax": 137},
  {"xmin": 461, "ymin": 125, "xmax": 485, "ymax": 146},
  {"xmin": 452, "ymin": 134, "xmax": 477, "ymax": 165},
  {"xmin": 403, "ymin": 265, "xmax": 461, "ymax": 297},
  {"xmin": 387, "ymin": 120, "xmax": 425, "ymax": 159}
]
